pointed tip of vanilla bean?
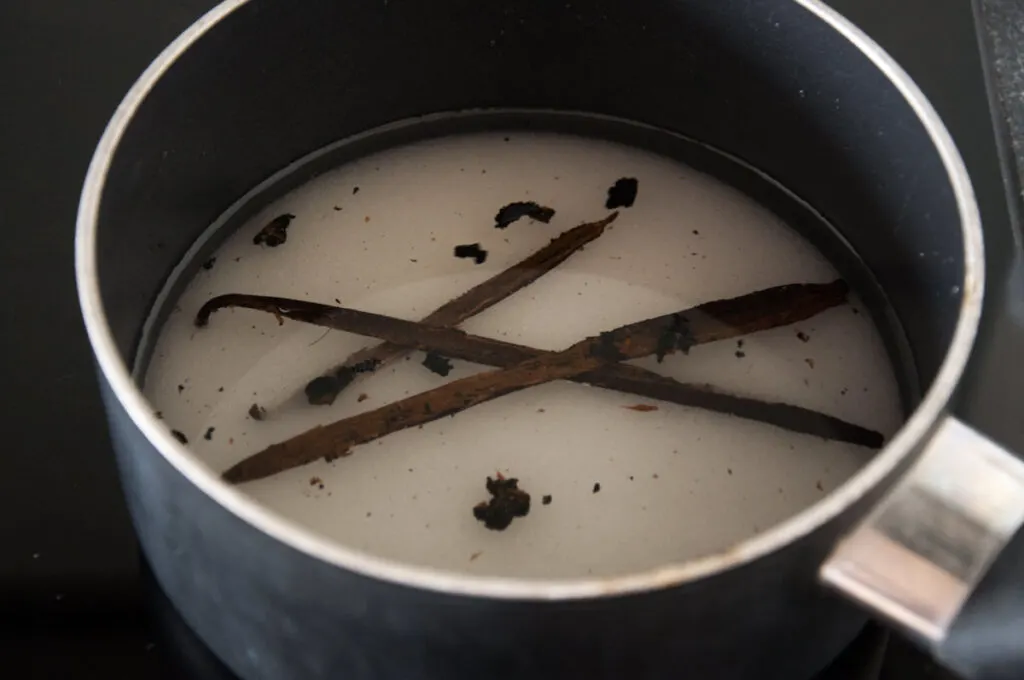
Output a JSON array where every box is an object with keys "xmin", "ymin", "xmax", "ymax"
[
  {"xmin": 195, "ymin": 294, "xmax": 246, "ymax": 328},
  {"xmin": 221, "ymin": 467, "xmax": 240, "ymax": 483},
  {"xmin": 222, "ymin": 463, "xmax": 253, "ymax": 485},
  {"xmin": 861, "ymin": 431, "xmax": 885, "ymax": 450},
  {"xmin": 222, "ymin": 427, "xmax": 344, "ymax": 484},
  {"xmin": 194, "ymin": 305, "xmax": 213, "ymax": 328}
]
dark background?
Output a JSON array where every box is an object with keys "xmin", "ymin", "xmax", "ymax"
[{"xmin": 0, "ymin": 1, "xmax": 1012, "ymax": 678}]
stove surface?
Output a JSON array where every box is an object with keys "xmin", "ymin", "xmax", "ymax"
[{"xmin": 0, "ymin": 1, "xmax": 1012, "ymax": 678}]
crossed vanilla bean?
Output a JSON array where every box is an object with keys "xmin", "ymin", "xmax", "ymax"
[
  {"xmin": 197, "ymin": 288, "xmax": 881, "ymax": 448},
  {"xmin": 197, "ymin": 280, "xmax": 877, "ymax": 484}
]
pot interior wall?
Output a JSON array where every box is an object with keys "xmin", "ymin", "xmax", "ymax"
[{"xmin": 94, "ymin": 0, "xmax": 966, "ymax": 398}]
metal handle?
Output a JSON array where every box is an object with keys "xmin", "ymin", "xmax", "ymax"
[{"xmin": 820, "ymin": 417, "xmax": 1024, "ymax": 651}]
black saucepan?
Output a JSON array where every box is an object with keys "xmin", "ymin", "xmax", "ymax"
[{"xmin": 76, "ymin": 1, "xmax": 1024, "ymax": 679}]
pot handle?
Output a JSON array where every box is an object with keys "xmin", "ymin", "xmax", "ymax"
[{"xmin": 820, "ymin": 416, "xmax": 1024, "ymax": 679}]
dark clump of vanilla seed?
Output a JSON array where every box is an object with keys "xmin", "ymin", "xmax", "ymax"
[
  {"xmin": 494, "ymin": 201, "xmax": 556, "ymax": 229},
  {"xmin": 454, "ymin": 243, "xmax": 488, "ymax": 264},
  {"xmin": 422, "ymin": 352, "xmax": 454, "ymax": 377},
  {"xmin": 605, "ymin": 178, "xmax": 638, "ymax": 209},
  {"xmin": 253, "ymin": 213, "xmax": 295, "ymax": 247},
  {"xmin": 473, "ymin": 476, "xmax": 531, "ymax": 531}
]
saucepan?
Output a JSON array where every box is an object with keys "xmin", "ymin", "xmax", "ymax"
[{"xmin": 75, "ymin": 0, "xmax": 1024, "ymax": 678}]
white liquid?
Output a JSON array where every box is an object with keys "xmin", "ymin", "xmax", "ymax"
[{"xmin": 144, "ymin": 131, "xmax": 903, "ymax": 579}]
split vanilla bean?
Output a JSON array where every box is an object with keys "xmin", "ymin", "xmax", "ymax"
[
  {"xmin": 210, "ymin": 280, "xmax": 868, "ymax": 484},
  {"xmin": 302, "ymin": 212, "xmax": 619, "ymax": 406},
  {"xmin": 196, "ymin": 290, "xmax": 883, "ymax": 448}
]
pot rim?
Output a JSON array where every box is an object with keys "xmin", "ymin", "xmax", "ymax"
[{"xmin": 75, "ymin": 0, "xmax": 984, "ymax": 600}]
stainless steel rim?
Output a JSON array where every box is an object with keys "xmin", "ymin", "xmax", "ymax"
[{"xmin": 75, "ymin": 0, "xmax": 985, "ymax": 600}]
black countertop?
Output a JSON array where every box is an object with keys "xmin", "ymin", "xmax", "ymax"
[
  {"xmin": 979, "ymin": 0, "xmax": 1024, "ymax": 216},
  {"xmin": 0, "ymin": 1, "xmax": 1014, "ymax": 678}
]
